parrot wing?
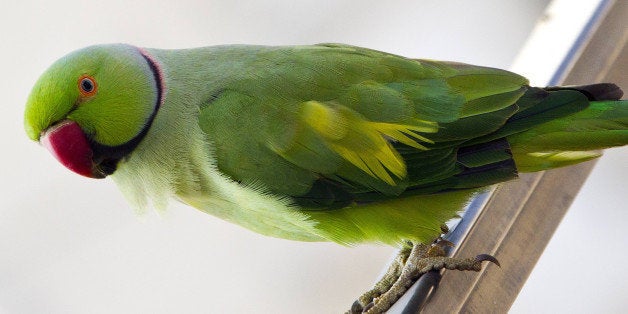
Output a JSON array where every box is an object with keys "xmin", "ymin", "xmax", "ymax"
[{"xmin": 198, "ymin": 44, "xmax": 528, "ymax": 209}]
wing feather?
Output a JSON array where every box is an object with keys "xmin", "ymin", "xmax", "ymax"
[{"xmin": 199, "ymin": 44, "xmax": 527, "ymax": 208}]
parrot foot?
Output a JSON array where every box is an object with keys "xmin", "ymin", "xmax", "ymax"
[
  {"xmin": 349, "ymin": 244, "xmax": 412, "ymax": 314},
  {"xmin": 349, "ymin": 226, "xmax": 499, "ymax": 314}
]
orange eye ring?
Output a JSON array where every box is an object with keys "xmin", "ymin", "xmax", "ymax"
[{"xmin": 78, "ymin": 75, "xmax": 98, "ymax": 97}]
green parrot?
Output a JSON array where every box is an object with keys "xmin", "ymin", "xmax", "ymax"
[{"xmin": 24, "ymin": 44, "xmax": 627, "ymax": 312}]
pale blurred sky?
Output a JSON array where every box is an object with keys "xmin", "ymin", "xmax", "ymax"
[{"xmin": 1, "ymin": 1, "xmax": 626, "ymax": 313}]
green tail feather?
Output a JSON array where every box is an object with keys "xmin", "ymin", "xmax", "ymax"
[{"xmin": 506, "ymin": 84, "xmax": 627, "ymax": 172}]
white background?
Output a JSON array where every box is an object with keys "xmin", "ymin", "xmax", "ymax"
[{"xmin": 1, "ymin": 0, "xmax": 626, "ymax": 313}]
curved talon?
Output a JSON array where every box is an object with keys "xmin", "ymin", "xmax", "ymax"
[{"xmin": 475, "ymin": 254, "xmax": 500, "ymax": 267}]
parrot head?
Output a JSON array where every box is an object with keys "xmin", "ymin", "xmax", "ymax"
[{"xmin": 24, "ymin": 44, "xmax": 163, "ymax": 178}]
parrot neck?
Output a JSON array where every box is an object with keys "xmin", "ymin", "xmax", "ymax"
[
  {"xmin": 109, "ymin": 48, "xmax": 218, "ymax": 210},
  {"xmin": 91, "ymin": 47, "xmax": 166, "ymax": 176},
  {"xmin": 109, "ymin": 46, "xmax": 262, "ymax": 210}
]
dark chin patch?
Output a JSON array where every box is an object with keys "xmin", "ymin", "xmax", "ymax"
[{"xmin": 90, "ymin": 48, "xmax": 164, "ymax": 176}]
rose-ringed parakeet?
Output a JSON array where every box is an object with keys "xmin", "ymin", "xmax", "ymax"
[{"xmin": 24, "ymin": 44, "xmax": 627, "ymax": 313}]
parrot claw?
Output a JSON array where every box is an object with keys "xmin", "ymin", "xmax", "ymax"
[
  {"xmin": 476, "ymin": 253, "xmax": 500, "ymax": 267},
  {"xmin": 348, "ymin": 236, "xmax": 499, "ymax": 314}
]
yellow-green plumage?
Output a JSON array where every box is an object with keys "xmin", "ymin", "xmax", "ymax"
[{"xmin": 24, "ymin": 43, "xmax": 628, "ymax": 247}]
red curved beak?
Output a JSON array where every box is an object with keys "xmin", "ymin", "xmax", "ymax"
[{"xmin": 40, "ymin": 120, "xmax": 103, "ymax": 178}]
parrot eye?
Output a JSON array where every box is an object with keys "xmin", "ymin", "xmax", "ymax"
[{"xmin": 78, "ymin": 75, "xmax": 97, "ymax": 97}]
